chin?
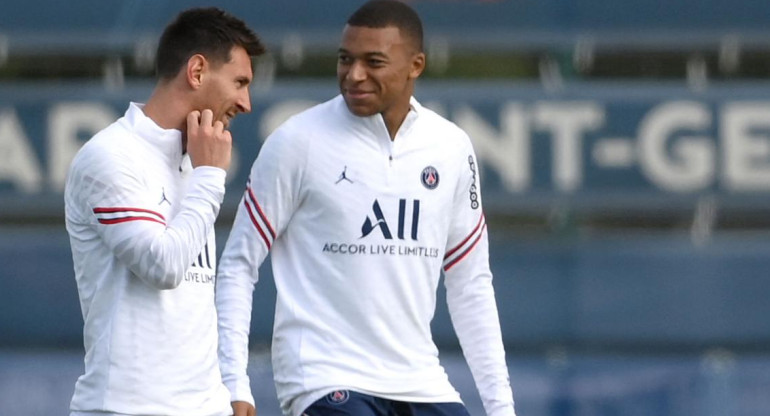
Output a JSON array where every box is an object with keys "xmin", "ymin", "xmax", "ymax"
[{"xmin": 344, "ymin": 101, "xmax": 376, "ymax": 118}]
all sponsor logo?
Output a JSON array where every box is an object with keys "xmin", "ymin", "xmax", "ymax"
[
  {"xmin": 361, "ymin": 199, "xmax": 420, "ymax": 240},
  {"xmin": 322, "ymin": 198, "xmax": 440, "ymax": 258}
]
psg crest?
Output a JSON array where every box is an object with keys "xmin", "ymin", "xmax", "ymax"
[
  {"xmin": 421, "ymin": 166, "xmax": 439, "ymax": 189},
  {"xmin": 326, "ymin": 390, "xmax": 350, "ymax": 405}
]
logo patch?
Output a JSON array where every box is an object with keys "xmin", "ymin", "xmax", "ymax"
[
  {"xmin": 360, "ymin": 199, "xmax": 420, "ymax": 240},
  {"xmin": 335, "ymin": 166, "xmax": 353, "ymax": 184},
  {"xmin": 326, "ymin": 390, "xmax": 350, "ymax": 405},
  {"xmin": 421, "ymin": 166, "xmax": 439, "ymax": 189},
  {"xmin": 158, "ymin": 187, "xmax": 171, "ymax": 206},
  {"xmin": 467, "ymin": 155, "xmax": 479, "ymax": 209}
]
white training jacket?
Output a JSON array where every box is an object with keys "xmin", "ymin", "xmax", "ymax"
[
  {"xmin": 64, "ymin": 103, "xmax": 231, "ymax": 416},
  {"xmin": 217, "ymin": 95, "xmax": 515, "ymax": 416}
]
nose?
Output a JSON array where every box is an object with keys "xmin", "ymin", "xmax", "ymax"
[
  {"xmin": 237, "ymin": 88, "xmax": 251, "ymax": 113},
  {"xmin": 346, "ymin": 61, "xmax": 366, "ymax": 82}
]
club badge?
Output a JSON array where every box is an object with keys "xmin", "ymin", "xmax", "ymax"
[
  {"xmin": 326, "ymin": 390, "xmax": 350, "ymax": 405},
  {"xmin": 421, "ymin": 166, "xmax": 439, "ymax": 190}
]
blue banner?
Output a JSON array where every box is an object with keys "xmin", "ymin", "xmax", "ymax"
[{"xmin": 3, "ymin": 81, "xmax": 770, "ymax": 216}]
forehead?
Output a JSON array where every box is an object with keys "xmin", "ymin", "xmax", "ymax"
[{"xmin": 339, "ymin": 25, "xmax": 410, "ymax": 54}]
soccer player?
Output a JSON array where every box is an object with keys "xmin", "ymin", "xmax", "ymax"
[
  {"xmin": 64, "ymin": 8, "xmax": 265, "ymax": 416},
  {"xmin": 216, "ymin": 1, "xmax": 516, "ymax": 415}
]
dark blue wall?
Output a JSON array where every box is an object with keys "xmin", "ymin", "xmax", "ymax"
[{"xmin": 6, "ymin": 81, "xmax": 770, "ymax": 216}]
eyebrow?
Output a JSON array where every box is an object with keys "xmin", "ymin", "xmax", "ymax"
[{"xmin": 338, "ymin": 48, "xmax": 388, "ymax": 59}]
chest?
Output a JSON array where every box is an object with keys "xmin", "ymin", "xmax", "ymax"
[
  {"xmin": 299, "ymin": 132, "xmax": 458, "ymax": 244},
  {"xmin": 139, "ymin": 155, "xmax": 191, "ymax": 221}
]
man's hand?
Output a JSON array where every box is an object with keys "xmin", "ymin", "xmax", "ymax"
[
  {"xmin": 186, "ymin": 109, "xmax": 232, "ymax": 170},
  {"xmin": 231, "ymin": 400, "xmax": 256, "ymax": 416}
]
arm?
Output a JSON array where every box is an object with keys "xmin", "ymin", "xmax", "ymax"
[
  {"xmin": 89, "ymin": 165, "xmax": 225, "ymax": 289},
  {"xmin": 443, "ymin": 148, "xmax": 516, "ymax": 416},
  {"xmin": 216, "ymin": 124, "xmax": 306, "ymax": 407},
  {"xmin": 79, "ymin": 109, "xmax": 231, "ymax": 289}
]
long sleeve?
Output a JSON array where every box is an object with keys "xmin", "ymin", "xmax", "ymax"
[
  {"xmin": 69, "ymin": 144, "xmax": 225, "ymax": 290},
  {"xmin": 216, "ymin": 123, "xmax": 307, "ymax": 405},
  {"xmin": 442, "ymin": 146, "xmax": 516, "ymax": 416}
]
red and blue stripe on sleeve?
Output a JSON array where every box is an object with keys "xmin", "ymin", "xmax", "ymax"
[
  {"xmin": 243, "ymin": 181, "xmax": 276, "ymax": 250},
  {"xmin": 93, "ymin": 207, "xmax": 166, "ymax": 225},
  {"xmin": 443, "ymin": 213, "xmax": 486, "ymax": 272}
]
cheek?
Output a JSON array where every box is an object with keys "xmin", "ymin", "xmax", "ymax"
[
  {"xmin": 337, "ymin": 68, "xmax": 352, "ymax": 85},
  {"xmin": 214, "ymin": 90, "xmax": 232, "ymax": 109},
  {"xmin": 198, "ymin": 85, "xmax": 220, "ymax": 107},
  {"xmin": 383, "ymin": 72, "xmax": 406, "ymax": 90}
]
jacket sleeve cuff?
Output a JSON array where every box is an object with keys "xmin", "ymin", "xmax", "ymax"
[
  {"xmin": 224, "ymin": 377, "xmax": 255, "ymax": 407},
  {"xmin": 192, "ymin": 166, "xmax": 227, "ymax": 204}
]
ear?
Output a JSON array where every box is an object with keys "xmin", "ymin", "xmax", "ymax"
[
  {"xmin": 409, "ymin": 52, "xmax": 426, "ymax": 80},
  {"xmin": 186, "ymin": 54, "xmax": 208, "ymax": 89}
]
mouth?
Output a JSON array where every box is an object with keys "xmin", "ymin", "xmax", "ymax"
[
  {"xmin": 223, "ymin": 112, "xmax": 235, "ymax": 127},
  {"xmin": 344, "ymin": 88, "xmax": 373, "ymax": 100}
]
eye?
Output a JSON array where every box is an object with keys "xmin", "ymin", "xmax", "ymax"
[
  {"xmin": 368, "ymin": 58, "xmax": 386, "ymax": 67},
  {"xmin": 338, "ymin": 54, "xmax": 352, "ymax": 65}
]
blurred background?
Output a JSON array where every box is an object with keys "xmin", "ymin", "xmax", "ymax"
[{"xmin": 2, "ymin": 0, "xmax": 770, "ymax": 415}]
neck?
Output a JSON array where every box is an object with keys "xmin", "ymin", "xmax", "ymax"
[
  {"xmin": 142, "ymin": 82, "xmax": 191, "ymax": 150},
  {"xmin": 143, "ymin": 82, "xmax": 189, "ymax": 132},
  {"xmin": 382, "ymin": 98, "xmax": 413, "ymax": 140},
  {"xmin": 383, "ymin": 112, "xmax": 406, "ymax": 140}
]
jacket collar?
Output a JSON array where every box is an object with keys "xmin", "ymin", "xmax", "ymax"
[
  {"xmin": 123, "ymin": 102, "xmax": 184, "ymax": 166},
  {"xmin": 338, "ymin": 95, "xmax": 421, "ymax": 141}
]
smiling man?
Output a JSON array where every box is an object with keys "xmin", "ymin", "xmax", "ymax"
[
  {"xmin": 216, "ymin": 1, "xmax": 516, "ymax": 416},
  {"xmin": 64, "ymin": 7, "xmax": 265, "ymax": 416},
  {"xmin": 336, "ymin": 19, "xmax": 425, "ymax": 138}
]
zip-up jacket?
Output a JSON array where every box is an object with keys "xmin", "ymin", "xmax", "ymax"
[
  {"xmin": 217, "ymin": 95, "xmax": 515, "ymax": 416},
  {"xmin": 65, "ymin": 103, "xmax": 231, "ymax": 416}
]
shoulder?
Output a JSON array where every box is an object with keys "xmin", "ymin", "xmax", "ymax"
[
  {"xmin": 414, "ymin": 100, "xmax": 474, "ymax": 150},
  {"xmin": 260, "ymin": 96, "xmax": 344, "ymax": 155},
  {"xmin": 276, "ymin": 95, "xmax": 345, "ymax": 134},
  {"xmin": 415, "ymin": 100, "xmax": 468, "ymax": 136},
  {"xmin": 68, "ymin": 116, "xmax": 137, "ymax": 179}
]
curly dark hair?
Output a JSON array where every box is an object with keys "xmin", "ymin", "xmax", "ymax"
[
  {"xmin": 347, "ymin": 0, "xmax": 423, "ymax": 52},
  {"xmin": 155, "ymin": 7, "xmax": 266, "ymax": 80}
]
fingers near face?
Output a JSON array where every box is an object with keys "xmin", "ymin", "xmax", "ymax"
[
  {"xmin": 200, "ymin": 109, "xmax": 214, "ymax": 127},
  {"xmin": 213, "ymin": 119, "xmax": 228, "ymax": 136},
  {"xmin": 186, "ymin": 110, "xmax": 201, "ymax": 132}
]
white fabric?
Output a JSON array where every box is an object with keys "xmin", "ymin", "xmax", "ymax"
[
  {"xmin": 217, "ymin": 95, "xmax": 515, "ymax": 416},
  {"xmin": 65, "ymin": 103, "xmax": 231, "ymax": 416}
]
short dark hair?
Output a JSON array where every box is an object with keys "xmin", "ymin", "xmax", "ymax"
[
  {"xmin": 347, "ymin": 0, "xmax": 424, "ymax": 52},
  {"xmin": 155, "ymin": 7, "xmax": 266, "ymax": 80}
]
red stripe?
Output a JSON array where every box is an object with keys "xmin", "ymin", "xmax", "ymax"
[
  {"xmin": 444, "ymin": 214, "xmax": 485, "ymax": 260},
  {"xmin": 247, "ymin": 186, "xmax": 276, "ymax": 239},
  {"xmin": 93, "ymin": 207, "xmax": 166, "ymax": 221},
  {"xmin": 97, "ymin": 216, "xmax": 166, "ymax": 225},
  {"xmin": 244, "ymin": 199, "xmax": 272, "ymax": 250},
  {"xmin": 443, "ymin": 224, "xmax": 486, "ymax": 272}
]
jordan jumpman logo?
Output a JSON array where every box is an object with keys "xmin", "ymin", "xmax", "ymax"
[
  {"xmin": 335, "ymin": 166, "xmax": 354, "ymax": 184},
  {"xmin": 158, "ymin": 187, "xmax": 171, "ymax": 206}
]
